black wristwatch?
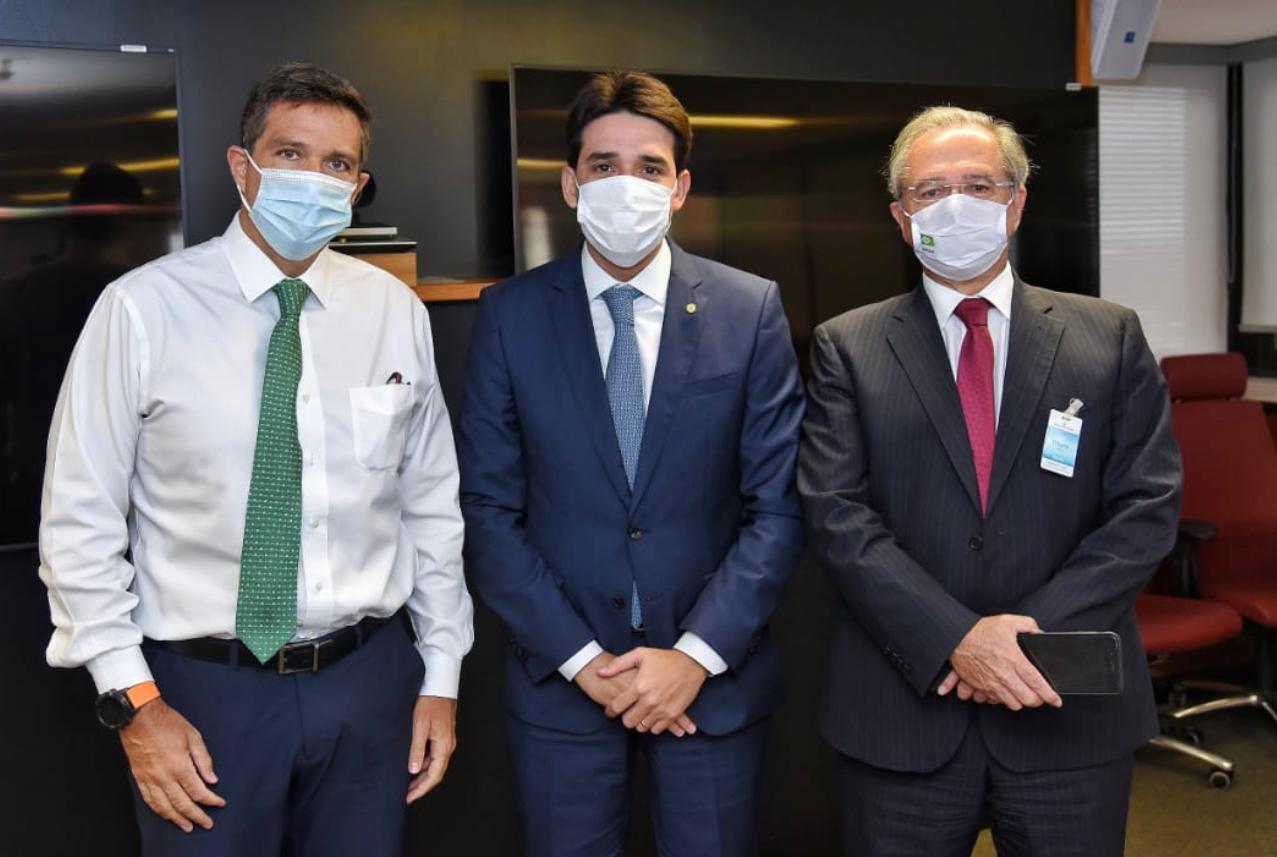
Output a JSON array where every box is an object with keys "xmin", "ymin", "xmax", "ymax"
[{"xmin": 95, "ymin": 681, "xmax": 159, "ymax": 730}]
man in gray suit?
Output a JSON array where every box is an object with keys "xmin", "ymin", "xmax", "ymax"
[{"xmin": 799, "ymin": 106, "xmax": 1182, "ymax": 856}]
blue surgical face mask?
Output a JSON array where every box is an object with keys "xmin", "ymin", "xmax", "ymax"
[{"xmin": 237, "ymin": 151, "xmax": 357, "ymax": 261}]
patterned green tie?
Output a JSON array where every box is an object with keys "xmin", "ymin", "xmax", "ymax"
[{"xmin": 236, "ymin": 278, "xmax": 309, "ymax": 663}]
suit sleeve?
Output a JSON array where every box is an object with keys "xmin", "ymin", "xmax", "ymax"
[
  {"xmin": 798, "ymin": 323, "xmax": 980, "ymax": 697},
  {"xmin": 1013, "ymin": 309, "xmax": 1182, "ymax": 630},
  {"xmin": 458, "ymin": 287, "xmax": 596, "ymax": 682},
  {"xmin": 678, "ymin": 283, "xmax": 806, "ymax": 669}
]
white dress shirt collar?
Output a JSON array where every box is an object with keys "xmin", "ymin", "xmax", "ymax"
[
  {"xmin": 922, "ymin": 262, "xmax": 1014, "ymax": 328},
  {"xmin": 581, "ymin": 240, "xmax": 671, "ymax": 307},
  {"xmin": 223, "ymin": 213, "xmax": 334, "ymax": 308}
]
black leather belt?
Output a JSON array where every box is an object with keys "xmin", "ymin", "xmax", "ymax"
[{"xmin": 146, "ymin": 612, "xmax": 404, "ymax": 675}]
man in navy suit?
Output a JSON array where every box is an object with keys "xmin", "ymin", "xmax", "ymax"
[{"xmin": 459, "ymin": 71, "xmax": 804, "ymax": 857}]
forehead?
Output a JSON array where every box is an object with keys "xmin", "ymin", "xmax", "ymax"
[
  {"xmin": 907, "ymin": 125, "xmax": 1003, "ymax": 176},
  {"xmin": 580, "ymin": 110, "xmax": 677, "ymax": 162},
  {"xmin": 257, "ymin": 101, "xmax": 363, "ymax": 155}
]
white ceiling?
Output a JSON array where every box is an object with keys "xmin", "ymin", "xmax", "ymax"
[{"xmin": 1152, "ymin": 0, "xmax": 1277, "ymax": 45}]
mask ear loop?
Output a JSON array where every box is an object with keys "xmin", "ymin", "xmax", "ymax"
[{"xmin": 236, "ymin": 147, "xmax": 262, "ymax": 209}]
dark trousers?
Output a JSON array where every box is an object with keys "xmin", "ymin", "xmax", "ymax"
[
  {"xmin": 507, "ymin": 714, "xmax": 769, "ymax": 857},
  {"xmin": 132, "ymin": 619, "xmax": 424, "ymax": 857},
  {"xmin": 838, "ymin": 720, "xmax": 1134, "ymax": 857}
]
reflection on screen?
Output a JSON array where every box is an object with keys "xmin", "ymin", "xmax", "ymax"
[
  {"xmin": 0, "ymin": 44, "xmax": 182, "ymax": 546},
  {"xmin": 511, "ymin": 67, "xmax": 1098, "ymax": 372}
]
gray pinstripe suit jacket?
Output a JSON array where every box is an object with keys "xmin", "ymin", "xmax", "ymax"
[{"xmin": 799, "ymin": 277, "xmax": 1182, "ymax": 774}]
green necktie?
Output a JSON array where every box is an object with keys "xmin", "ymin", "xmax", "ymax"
[{"xmin": 236, "ymin": 278, "xmax": 309, "ymax": 663}]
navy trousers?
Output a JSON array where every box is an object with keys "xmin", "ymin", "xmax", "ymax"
[
  {"xmin": 838, "ymin": 720, "xmax": 1134, "ymax": 857},
  {"xmin": 132, "ymin": 619, "xmax": 424, "ymax": 857},
  {"xmin": 508, "ymin": 714, "xmax": 769, "ymax": 857}
]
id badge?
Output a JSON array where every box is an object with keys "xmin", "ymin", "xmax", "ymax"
[{"xmin": 1041, "ymin": 399, "xmax": 1083, "ymax": 478}]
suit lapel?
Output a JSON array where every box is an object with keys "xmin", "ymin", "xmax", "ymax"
[
  {"xmin": 631, "ymin": 245, "xmax": 704, "ymax": 511},
  {"xmin": 885, "ymin": 287, "xmax": 983, "ymax": 514},
  {"xmin": 986, "ymin": 280, "xmax": 1064, "ymax": 514},
  {"xmin": 547, "ymin": 254, "xmax": 632, "ymax": 505}
]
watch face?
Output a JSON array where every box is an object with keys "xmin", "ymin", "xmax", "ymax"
[{"xmin": 95, "ymin": 690, "xmax": 132, "ymax": 730}]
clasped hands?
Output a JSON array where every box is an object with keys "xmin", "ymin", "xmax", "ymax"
[
  {"xmin": 575, "ymin": 648, "xmax": 708, "ymax": 738},
  {"xmin": 935, "ymin": 614, "xmax": 1063, "ymax": 711}
]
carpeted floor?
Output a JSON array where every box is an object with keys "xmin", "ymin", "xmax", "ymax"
[{"xmin": 971, "ymin": 707, "xmax": 1277, "ymax": 856}]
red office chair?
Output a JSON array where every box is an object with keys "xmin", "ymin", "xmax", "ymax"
[
  {"xmin": 1135, "ymin": 593, "xmax": 1244, "ymax": 788},
  {"xmin": 1159, "ymin": 353, "xmax": 1277, "ymax": 732}
]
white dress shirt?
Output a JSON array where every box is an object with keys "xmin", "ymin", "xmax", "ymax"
[
  {"xmin": 921, "ymin": 263, "xmax": 1014, "ymax": 422},
  {"xmin": 39, "ymin": 215, "xmax": 474, "ymax": 698},
  {"xmin": 557, "ymin": 242, "xmax": 728, "ymax": 682}
]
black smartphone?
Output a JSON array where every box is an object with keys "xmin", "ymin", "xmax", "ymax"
[{"xmin": 1017, "ymin": 631, "xmax": 1123, "ymax": 696}]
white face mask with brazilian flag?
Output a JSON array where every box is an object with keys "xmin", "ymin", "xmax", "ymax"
[{"xmin": 906, "ymin": 192, "xmax": 1012, "ymax": 282}]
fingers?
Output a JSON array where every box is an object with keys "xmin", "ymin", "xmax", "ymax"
[
  {"xmin": 676, "ymin": 713, "xmax": 697, "ymax": 735},
  {"xmin": 177, "ymin": 769, "xmax": 226, "ymax": 809},
  {"xmin": 187, "ymin": 731, "xmax": 219, "ymax": 786},
  {"xmin": 605, "ymin": 686, "xmax": 640, "ymax": 719},
  {"xmin": 407, "ymin": 736, "xmax": 454, "ymax": 803},
  {"xmin": 408, "ymin": 712, "xmax": 431, "ymax": 775},
  {"xmin": 622, "ymin": 699, "xmax": 657, "ymax": 731},
  {"xmin": 597, "ymin": 649, "xmax": 644, "ymax": 678},
  {"xmin": 937, "ymin": 670, "xmax": 959, "ymax": 696},
  {"xmin": 138, "ymin": 781, "xmax": 193, "ymax": 833},
  {"xmin": 160, "ymin": 777, "xmax": 215, "ymax": 831},
  {"xmin": 956, "ymin": 681, "xmax": 974, "ymax": 701},
  {"xmin": 1016, "ymin": 658, "xmax": 1063, "ymax": 708}
]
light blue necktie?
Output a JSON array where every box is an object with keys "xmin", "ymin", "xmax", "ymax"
[{"xmin": 601, "ymin": 285, "xmax": 646, "ymax": 630}]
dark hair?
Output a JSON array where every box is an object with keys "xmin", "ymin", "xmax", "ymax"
[
  {"xmin": 239, "ymin": 62, "xmax": 373, "ymax": 163},
  {"xmin": 565, "ymin": 71, "xmax": 693, "ymax": 172}
]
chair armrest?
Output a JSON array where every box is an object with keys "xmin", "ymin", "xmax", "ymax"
[
  {"xmin": 1170, "ymin": 519, "xmax": 1217, "ymax": 598},
  {"xmin": 1179, "ymin": 519, "xmax": 1218, "ymax": 543}
]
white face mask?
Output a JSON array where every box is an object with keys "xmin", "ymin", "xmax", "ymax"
[
  {"xmin": 573, "ymin": 174, "xmax": 675, "ymax": 268},
  {"xmin": 905, "ymin": 193, "xmax": 1013, "ymax": 282}
]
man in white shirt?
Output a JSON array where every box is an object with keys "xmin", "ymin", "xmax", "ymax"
[{"xmin": 38, "ymin": 62, "xmax": 473, "ymax": 857}]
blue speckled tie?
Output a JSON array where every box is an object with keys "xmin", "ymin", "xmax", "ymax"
[
  {"xmin": 601, "ymin": 285, "xmax": 646, "ymax": 629},
  {"xmin": 236, "ymin": 278, "xmax": 308, "ymax": 662}
]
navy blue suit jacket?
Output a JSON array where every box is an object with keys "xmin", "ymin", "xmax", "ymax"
[{"xmin": 459, "ymin": 243, "xmax": 805, "ymax": 735}]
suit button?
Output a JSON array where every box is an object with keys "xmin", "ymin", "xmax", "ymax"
[
  {"xmin": 611, "ymin": 595, "xmax": 627, "ymax": 610},
  {"xmin": 968, "ymin": 536, "xmax": 983, "ymax": 551},
  {"xmin": 629, "ymin": 527, "xmax": 644, "ymax": 541}
]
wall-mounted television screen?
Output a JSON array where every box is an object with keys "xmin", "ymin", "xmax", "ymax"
[
  {"xmin": 0, "ymin": 43, "xmax": 182, "ymax": 547},
  {"xmin": 510, "ymin": 65, "xmax": 1098, "ymax": 362}
]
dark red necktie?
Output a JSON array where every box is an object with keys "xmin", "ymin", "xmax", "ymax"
[{"xmin": 954, "ymin": 298, "xmax": 996, "ymax": 515}]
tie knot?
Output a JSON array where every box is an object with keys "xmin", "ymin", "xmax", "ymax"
[
  {"xmin": 601, "ymin": 285, "xmax": 642, "ymax": 326},
  {"xmin": 273, "ymin": 278, "xmax": 310, "ymax": 319},
  {"xmin": 954, "ymin": 297, "xmax": 990, "ymax": 329}
]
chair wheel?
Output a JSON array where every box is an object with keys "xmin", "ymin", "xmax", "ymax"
[{"xmin": 1208, "ymin": 769, "xmax": 1233, "ymax": 790}]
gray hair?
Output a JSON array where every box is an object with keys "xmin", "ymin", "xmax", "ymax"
[{"xmin": 885, "ymin": 105, "xmax": 1033, "ymax": 198}]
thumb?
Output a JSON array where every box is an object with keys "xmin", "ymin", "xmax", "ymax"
[
  {"xmin": 598, "ymin": 649, "xmax": 643, "ymax": 677},
  {"xmin": 936, "ymin": 670, "xmax": 959, "ymax": 696},
  {"xmin": 1009, "ymin": 615, "xmax": 1042, "ymax": 634}
]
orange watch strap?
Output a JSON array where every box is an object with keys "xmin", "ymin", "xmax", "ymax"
[{"xmin": 125, "ymin": 681, "xmax": 160, "ymax": 710}]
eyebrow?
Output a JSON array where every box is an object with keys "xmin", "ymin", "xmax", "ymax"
[
  {"xmin": 585, "ymin": 151, "xmax": 618, "ymax": 162},
  {"xmin": 914, "ymin": 171, "xmax": 1001, "ymax": 183}
]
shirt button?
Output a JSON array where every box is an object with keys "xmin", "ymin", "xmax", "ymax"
[
  {"xmin": 611, "ymin": 595, "xmax": 627, "ymax": 610},
  {"xmin": 310, "ymin": 518, "xmax": 320, "ymax": 529},
  {"xmin": 629, "ymin": 527, "xmax": 644, "ymax": 541},
  {"xmin": 302, "ymin": 393, "xmax": 311, "ymax": 404},
  {"xmin": 968, "ymin": 536, "xmax": 984, "ymax": 551},
  {"xmin": 306, "ymin": 455, "xmax": 315, "ymax": 466},
  {"xmin": 315, "ymin": 581, "xmax": 324, "ymax": 592}
]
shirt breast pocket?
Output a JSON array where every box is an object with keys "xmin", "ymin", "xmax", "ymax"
[{"xmin": 349, "ymin": 385, "xmax": 414, "ymax": 471}]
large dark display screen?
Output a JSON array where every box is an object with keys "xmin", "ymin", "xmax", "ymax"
[
  {"xmin": 0, "ymin": 44, "xmax": 182, "ymax": 546},
  {"xmin": 511, "ymin": 65, "xmax": 1098, "ymax": 362}
]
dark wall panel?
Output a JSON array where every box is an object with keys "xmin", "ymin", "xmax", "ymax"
[{"xmin": 0, "ymin": 1, "xmax": 1076, "ymax": 854}]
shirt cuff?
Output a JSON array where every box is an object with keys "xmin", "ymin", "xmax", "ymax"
[
  {"xmin": 675, "ymin": 632, "xmax": 728, "ymax": 677},
  {"xmin": 85, "ymin": 645, "xmax": 154, "ymax": 695},
  {"xmin": 418, "ymin": 651, "xmax": 463, "ymax": 699},
  {"xmin": 559, "ymin": 640, "xmax": 604, "ymax": 683}
]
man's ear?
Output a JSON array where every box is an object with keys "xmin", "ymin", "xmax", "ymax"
[
  {"xmin": 889, "ymin": 200, "xmax": 914, "ymax": 248},
  {"xmin": 353, "ymin": 171, "xmax": 371, "ymax": 205},
  {"xmin": 560, "ymin": 165, "xmax": 580, "ymax": 210},
  {"xmin": 227, "ymin": 146, "xmax": 249, "ymax": 194},
  {"xmin": 1006, "ymin": 185, "xmax": 1029, "ymax": 237},
  {"xmin": 670, "ymin": 169, "xmax": 691, "ymax": 215}
]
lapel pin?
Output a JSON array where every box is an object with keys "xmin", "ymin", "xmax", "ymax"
[{"xmin": 686, "ymin": 302, "xmax": 697, "ymax": 314}]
